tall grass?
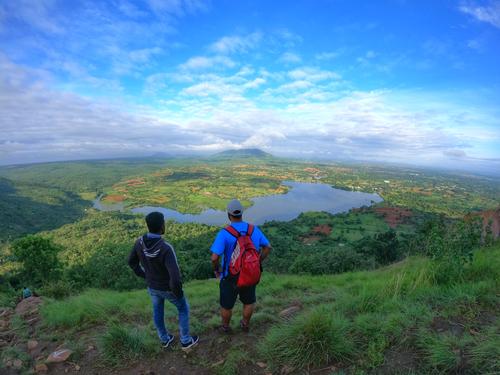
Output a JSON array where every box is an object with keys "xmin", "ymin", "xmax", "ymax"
[
  {"xmin": 260, "ymin": 307, "xmax": 355, "ymax": 370},
  {"xmin": 38, "ymin": 243, "xmax": 500, "ymax": 373},
  {"xmin": 215, "ymin": 345, "xmax": 250, "ymax": 375},
  {"xmin": 41, "ymin": 289, "xmax": 150, "ymax": 328},
  {"xmin": 99, "ymin": 324, "xmax": 159, "ymax": 366}
]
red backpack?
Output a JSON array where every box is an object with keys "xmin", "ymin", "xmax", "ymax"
[{"xmin": 225, "ymin": 224, "xmax": 262, "ymax": 287}]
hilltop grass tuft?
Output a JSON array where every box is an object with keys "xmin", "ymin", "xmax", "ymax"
[
  {"xmin": 99, "ymin": 324, "xmax": 160, "ymax": 366},
  {"xmin": 41, "ymin": 289, "xmax": 150, "ymax": 328},
  {"xmin": 260, "ymin": 307, "xmax": 355, "ymax": 370},
  {"xmin": 215, "ymin": 345, "xmax": 251, "ymax": 375}
]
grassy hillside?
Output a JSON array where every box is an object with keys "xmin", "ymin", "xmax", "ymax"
[
  {"xmin": 3, "ymin": 243, "xmax": 498, "ymax": 374},
  {"xmin": 0, "ymin": 177, "xmax": 89, "ymax": 241}
]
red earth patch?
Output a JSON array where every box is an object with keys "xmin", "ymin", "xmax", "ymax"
[
  {"xmin": 124, "ymin": 178, "xmax": 145, "ymax": 187},
  {"xmin": 102, "ymin": 194, "xmax": 125, "ymax": 202},
  {"xmin": 301, "ymin": 225, "xmax": 332, "ymax": 244},
  {"xmin": 466, "ymin": 208, "xmax": 500, "ymax": 240},
  {"xmin": 374, "ymin": 207, "xmax": 413, "ymax": 228},
  {"xmin": 312, "ymin": 225, "xmax": 332, "ymax": 235}
]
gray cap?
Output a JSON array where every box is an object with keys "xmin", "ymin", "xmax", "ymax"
[{"xmin": 227, "ymin": 199, "xmax": 244, "ymax": 216}]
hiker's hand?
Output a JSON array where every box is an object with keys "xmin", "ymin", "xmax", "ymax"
[{"xmin": 214, "ymin": 270, "xmax": 221, "ymax": 279}]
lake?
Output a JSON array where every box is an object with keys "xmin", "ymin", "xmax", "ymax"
[{"xmin": 94, "ymin": 181, "xmax": 382, "ymax": 225}]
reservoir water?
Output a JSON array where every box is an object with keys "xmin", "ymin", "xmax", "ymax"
[{"xmin": 94, "ymin": 181, "xmax": 382, "ymax": 225}]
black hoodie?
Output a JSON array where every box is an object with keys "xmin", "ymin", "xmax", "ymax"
[{"xmin": 128, "ymin": 235, "xmax": 183, "ymax": 298}]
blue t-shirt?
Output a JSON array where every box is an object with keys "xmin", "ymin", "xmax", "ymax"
[{"xmin": 210, "ymin": 222, "xmax": 270, "ymax": 278}]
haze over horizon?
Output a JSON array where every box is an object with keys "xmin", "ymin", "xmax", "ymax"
[{"xmin": 1, "ymin": 0, "xmax": 499, "ymax": 175}]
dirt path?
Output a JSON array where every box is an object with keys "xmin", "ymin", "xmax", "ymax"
[{"xmin": 46, "ymin": 327, "xmax": 271, "ymax": 375}]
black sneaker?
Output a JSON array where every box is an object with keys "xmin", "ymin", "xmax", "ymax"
[
  {"xmin": 181, "ymin": 336, "xmax": 199, "ymax": 351},
  {"xmin": 161, "ymin": 334, "xmax": 175, "ymax": 348}
]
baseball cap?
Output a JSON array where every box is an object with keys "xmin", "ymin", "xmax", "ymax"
[{"xmin": 227, "ymin": 199, "xmax": 244, "ymax": 217}]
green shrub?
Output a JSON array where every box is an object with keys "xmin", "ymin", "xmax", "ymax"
[
  {"xmin": 261, "ymin": 307, "xmax": 354, "ymax": 370},
  {"xmin": 0, "ymin": 346, "xmax": 31, "ymax": 370},
  {"xmin": 468, "ymin": 327, "xmax": 500, "ymax": 374},
  {"xmin": 40, "ymin": 279, "xmax": 75, "ymax": 299},
  {"xmin": 99, "ymin": 324, "xmax": 159, "ymax": 366},
  {"xmin": 288, "ymin": 247, "xmax": 371, "ymax": 275},
  {"xmin": 11, "ymin": 235, "xmax": 61, "ymax": 286},
  {"xmin": 85, "ymin": 243, "xmax": 145, "ymax": 291},
  {"xmin": 417, "ymin": 332, "xmax": 471, "ymax": 372},
  {"xmin": 423, "ymin": 219, "xmax": 481, "ymax": 284}
]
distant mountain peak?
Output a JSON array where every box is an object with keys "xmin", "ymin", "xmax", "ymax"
[{"xmin": 212, "ymin": 148, "xmax": 273, "ymax": 158}]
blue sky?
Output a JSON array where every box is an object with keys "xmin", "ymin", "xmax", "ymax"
[{"xmin": 0, "ymin": 0, "xmax": 499, "ymax": 175}]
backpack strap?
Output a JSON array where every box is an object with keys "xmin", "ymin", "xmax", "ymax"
[
  {"xmin": 224, "ymin": 225, "xmax": 241, "ymax": 238},
  {"xmin": 247, "ymin": 224, "xmax": 254, "ymax": 236}
]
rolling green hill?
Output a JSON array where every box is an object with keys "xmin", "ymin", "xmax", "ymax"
[
  {"xmin": 211, "ymin": 148, "xmax": 274, "ymax": 159},
  {"xmin": 2, "ymin": 243, "xmax": 498, "ymax": 374}
]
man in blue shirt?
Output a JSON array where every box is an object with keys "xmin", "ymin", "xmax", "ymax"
[{"xmin": 210, "ymin": 199, "xmax": 272, "ymax": 333}]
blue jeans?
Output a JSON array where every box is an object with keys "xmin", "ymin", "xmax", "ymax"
[{"xmin": 147, "ymin": 288, "xmax": 191, "ymax": 344}]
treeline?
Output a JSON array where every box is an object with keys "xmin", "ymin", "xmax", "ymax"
[{"xmin": 0, "ymin": 209, "xmax": 490, "ymax": 305}]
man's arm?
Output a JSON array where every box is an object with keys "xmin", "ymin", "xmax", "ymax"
[
  {"xmin": 211, "ymin": 253, "xmax": 221, "ymax": 279},
  {"xmin": 163, "ymin": 245, "xmax": 184, "ymax": 299},
  {"xmin": 260, "ymin": 245, "xmax": 272, "ymax": 262},
  {"xmin": 210, "ymin": 231, "xmax": 225, "ymax": 279},
  {"xmin": 128, "ymin": 244, "xmax": 146, "ymax": 278}
]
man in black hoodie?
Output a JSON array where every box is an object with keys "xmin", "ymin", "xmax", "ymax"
[{"xmin": 128, "ymin": 211, "xmax": 199, "ymax": 350}]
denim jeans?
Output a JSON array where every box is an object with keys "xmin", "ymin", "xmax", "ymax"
[{"xmin": 147, "ymin": 287, "xmax": 191, "ymax": 344}]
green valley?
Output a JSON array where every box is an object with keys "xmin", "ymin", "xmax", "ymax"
[{"xmin": 0, "ymin": 153, "xmax": 499, "ymax": 374}]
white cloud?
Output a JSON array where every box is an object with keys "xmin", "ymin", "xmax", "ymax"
[
  {"xmin": 460, "ymin": 1, "xmax": 500, "ymax": 28},
  {"xmin": 288, "ymin": 67, "xmax": 341, "ymax": 82},
  {"xmin": 180, "ymin": 55, "xmax": 236, "ymax": 70},
  {"xmin": 273, "ymin": 28, "xmax": 303, "ymax": 47},
  {"xmin": 1, "ymin": 57, "xmax": 499, "ymax": 175},
  {"xmin": 466, "ymin": 39, "xmax": 483, "ymax": 50},
  {"xmin": 0, "ymin": 0, "xmax": 65, "ymax": 34},
  {"xmin": 209, "ymin": 32, "xmax": 262, "ymax": 54},
  {"xmin": 365, "ymin": 50, "xmax": 376, "ymax": 59},
  {"xmin": 243, "ymin": 77, "xmax": 266, "ymax": 89},
  {"xmin": 279, "ymin": 52, "xmax": 302, "ymax": 64},
  {"xmin": 315, "ymin": 51, "xmax": 341, "ymax": 60},
  {"xmin": 129, "ymin": 47, "xmax": 163, "ymax": 63},
  {"xmin": 146, "ymin": 0, "xmax": 209, "ymax": 17}
]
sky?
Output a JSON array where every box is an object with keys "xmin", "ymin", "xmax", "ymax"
[{"xmin": 0, "ymin": 0, "xmax": 499, "ymax": 175}]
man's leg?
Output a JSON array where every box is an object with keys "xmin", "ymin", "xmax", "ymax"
[
  {"xmin": 242, "ymin": 303, "xmax": 255, "ymax": 326},
  {"xmin": 165, "ymin": 293, "xmax": 191, "ymax": 344},
  {"xmin": 148, "ymin": 288, "xmax": 171, "ymax": 343},
  {"xmin": 221, "ymin": 307, "xmax": 232, "ymax": 327},
  {"xmin": 219, "ymin": 278, "xmax": 238, "ymax": 330},
  {"xmin": 239, "ymin": 285, "xmax": 257, "ymax": 330}
]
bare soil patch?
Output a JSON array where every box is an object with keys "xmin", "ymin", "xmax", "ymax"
[
  {"xmin": 124, "ymin": 178, "xmax": 145, "ymax": 187},
  {"xmin": 102, "ymin": 194, "xmax": 125, "ymax": 203},
  {"xmin": 374, "ymin": 207, "xmax": 412, "ymax": 228},
  {"xmin": 301, "ymin": 225, "xmax": 332, "ymax": 244},
  {"xmin": 430, "ymin": 316, "xmax": 465, "ymax": 336},
  {"xmin": 378, "ymin": 347, "xmax": 418, "ymax": 374},
  {"xmin": 467, "ymin": 208, "xmax": 500, "ymax": 240},
  {"xmin": 312, "ymin": 225, "xmax": 332, "ymax": 235}
]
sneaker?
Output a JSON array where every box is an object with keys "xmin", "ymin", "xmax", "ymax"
[
  {"xmin": 161, "ymin": 334, "xmax": 175, "ymax": 348},
  {"xmin": 181, "ymin": 336, "xmax": 199, "ymax": 351},
  {"xmin": 240, "ymin": 319, "xmax": 249, "ymax": 333}
]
